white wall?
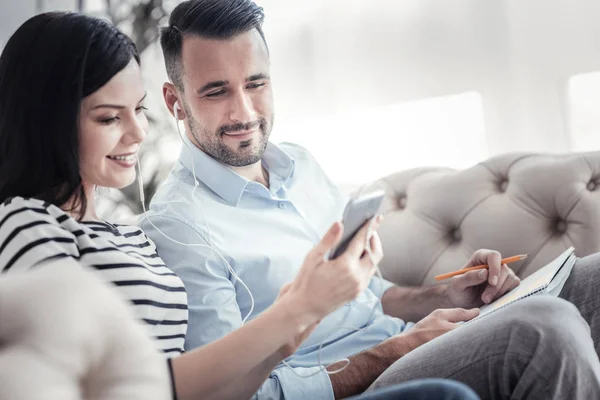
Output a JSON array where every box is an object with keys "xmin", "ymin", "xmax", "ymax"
[
  {"xmin": 0, "ymin": 0, "xmax": 79, "ymax": 48},
  {"xmin": 0, "ymin": 0, "xmax": 35, "ymax": 49},
  {"xmin": 4, "ymin": 0, "xmax": 600, "ymax": 184},
  {"xmin": 263, "ymin": 0, "xmax": 600, "ymax": 157}
]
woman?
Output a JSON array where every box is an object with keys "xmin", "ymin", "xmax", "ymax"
[{"xmin": 0, "ymin": 12, "xmax": 478, "ymax": 400}]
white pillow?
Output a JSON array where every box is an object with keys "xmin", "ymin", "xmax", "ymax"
[{"xmin": 0, "ymin": 260, "xmax": 172, "ymax": 400}]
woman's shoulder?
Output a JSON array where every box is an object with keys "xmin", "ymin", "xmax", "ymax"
[
  {"xmin": 81, "ymin": 216, "xmax": 144, "ymax": 235},
  {"xmin": 0, "ymin": 197, "xmax": 82, "ymax": 272},
  {"xmin": 108, "ymin": 222, "xmax": 158, "ymax": 249},
  {"xmin": 0, "ymin": 196, "xmax": 82, "ymax": 246},
  {"xmin": 0, "ymin": 196, "xmax": 68, "ymax": 224},
  {"xmin": 1, "ymin": 196, "xmax": 48, "ymax": 209}
]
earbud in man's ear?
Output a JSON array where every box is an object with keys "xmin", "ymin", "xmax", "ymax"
[{"xmin": 174, "ymin": 101, "xmax": 181, "ymax": 120}]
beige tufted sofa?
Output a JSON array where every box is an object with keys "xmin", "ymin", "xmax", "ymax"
[
  {"xmin": 3, "ymin": 152, "xmax": 600, "ymax": 399},
  {"xmin": 375, "ymin": 152, "xmax": 600, "ymax": 286}
]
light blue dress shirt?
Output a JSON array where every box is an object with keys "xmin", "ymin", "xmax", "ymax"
[{"xmin": 141, "ymin": 136, "xmax": 407, "ymax": 400}]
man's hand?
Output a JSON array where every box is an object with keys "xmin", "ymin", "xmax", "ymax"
[
  {"xmin": 327, "ymin": 307, "xmax": 479, "ymax": 399},
  {"xmin": 398, "ymin": 308, "xmax": 480, "ymax": 352},
  {"xmin": 446, "ymin": 249, "xmax": 521, "ymax": 309}
]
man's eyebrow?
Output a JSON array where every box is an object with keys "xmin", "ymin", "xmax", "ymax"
[
  {"xmin": 197, "ymin": 80, "xmax": 229, "ymax": 94},
  {"xmin": 246, "ymin": 73, "xmax": 270, "ymax": 82}
]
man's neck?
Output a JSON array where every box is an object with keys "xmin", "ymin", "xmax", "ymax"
[
  {"xmin": 187, "ymin": 132, "xmax": 270, "ymax": 188},
  {"xmin": 230, "ymin": 161, "xmax": 270, "ymax": 188}
]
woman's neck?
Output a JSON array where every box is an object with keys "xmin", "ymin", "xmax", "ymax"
[{"xmin": 62, "ymin": 183, "xmax": 100, "ymax": 221}]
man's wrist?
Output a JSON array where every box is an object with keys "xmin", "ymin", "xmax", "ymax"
[
  {"xmin": 382, "ymin": 284, "xmax": 452, "ymax": 321},
  {"xmin": 328, "ymin": 336, "xmax": 407, "ymax": 399},
  {"xmin": 436, "ymin": 283, "xmax": 453, "ymax": 309},
  {"xmin": 379, "ymin": 333, "xmax": 415, "ymax": 365}
]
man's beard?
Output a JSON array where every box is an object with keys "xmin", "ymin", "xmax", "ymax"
[{"xmin": 186, "ymin": 109, "xmax": 272, "ymax": 167}]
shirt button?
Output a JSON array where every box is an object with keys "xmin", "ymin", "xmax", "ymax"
[{"xmin": 278, "ymin": 202, "xmax": 286, "ymax": 209}]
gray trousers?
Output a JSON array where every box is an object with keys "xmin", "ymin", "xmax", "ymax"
[{"xmin": 368, "ymin": 252, "xmax": 600, "ymax": 399}]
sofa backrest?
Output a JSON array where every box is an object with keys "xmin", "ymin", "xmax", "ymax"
[{"xmin": 374, "ymin": 152, "xmax": 600, "ymax": 286}]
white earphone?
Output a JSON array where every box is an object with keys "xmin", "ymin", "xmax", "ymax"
[
  {"xmin": 137, "ymin": 96, "xmax": 382, "ymax": 378},
  {"xmin": 138, "ymin": 97, "xmax": 256, "ymax": 325},
  {"xmin": 174, "ymin": 101, "xmax": 181, "ymax": 120}
]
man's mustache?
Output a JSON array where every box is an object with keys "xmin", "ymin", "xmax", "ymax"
[{"xmin": 218, "ymin": 119, "xmax": 265, "ymax": 135}]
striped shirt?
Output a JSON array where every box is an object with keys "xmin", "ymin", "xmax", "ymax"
[{"xmin": 0, "ymin": 196, "xmax": 188, "ymax": 358}]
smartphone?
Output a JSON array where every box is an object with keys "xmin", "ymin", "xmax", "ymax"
[{"xmin": 328, "ymin": 189, "xmax": 386, "ymax": 260}]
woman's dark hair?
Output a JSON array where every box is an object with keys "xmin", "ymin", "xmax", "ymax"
[{"xmin": 0, "ymin": 12, "xmax": 139, "ymax": 218}]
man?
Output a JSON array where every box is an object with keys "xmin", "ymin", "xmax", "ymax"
[{"xmin": 142, "ymin": 1, "xmax": 600, "ymax": 398}]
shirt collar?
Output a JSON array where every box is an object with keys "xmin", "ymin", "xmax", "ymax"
[{"xmin": 178, "ymin": 135, "xmax": 296, "ymax": 206}]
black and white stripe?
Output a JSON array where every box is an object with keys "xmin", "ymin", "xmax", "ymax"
[{"xmin": 0, "ymin": 197, "xmax": 187, "ymax": 358}]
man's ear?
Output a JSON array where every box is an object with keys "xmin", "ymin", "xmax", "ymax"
[{"xmin": 163, "ymin": 82, "xmax": 185, "ymax": 120}]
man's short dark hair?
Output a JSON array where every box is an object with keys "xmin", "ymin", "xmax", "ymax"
[{"xmin": 160, "ymin": 0, "xmax": 266, "ymax": 90}]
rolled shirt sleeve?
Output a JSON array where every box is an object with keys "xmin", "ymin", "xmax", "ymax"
[
  {"xmin": 254, "ymin": 366, "xmax": 334, "ymax": 400},
  {"xmin": 369, "ymin": 275, "xmax": 396, "ymax": 299},
  {"xmin": 140, "ymin": 212, "xmax": 243, "ymax": 350},
  {"xmin": 142, "ymin": 212, "xmax": 337, "ymax": 400}
]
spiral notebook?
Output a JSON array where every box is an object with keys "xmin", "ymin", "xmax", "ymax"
[{"xmin": 464, "ymin": 246, "xmax": 576, "ymax": 325}]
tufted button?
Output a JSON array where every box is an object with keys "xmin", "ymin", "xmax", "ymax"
[
  {"xmin": 451, "ymin": 228, "xmax": 462, "ymax": 242},
  {"xmin": 499, "ymin": 179, "xmax": 509, "ymax": 192},
  {"xmin": 555, "ymin": 220, "xmax": 567, "ymax": 234},
  {"xmin": 278, "ymin": 202, "xmax": 286, "ymax": 209},
  {"xmin": 588, "ymin": 180, "xmax": 597, "ymax": 191},
  {"xmin": 398, "ymin": 196, "xmax": 407, "ymax": 209}
]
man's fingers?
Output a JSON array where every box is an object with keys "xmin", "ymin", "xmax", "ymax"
[
  {"xmin": 437, "ymin": 307, "xmax": 480, "ymax": 323},
  {"xmin": 492, "ymin": 269, "xmax": 520, "ymax": 300},
  {"xmin": 450, "ymin": 268, "xmax": 488, "ymax": 290},
  {"xmin": 481, "ymin": 264, "xmax": 511, "ymax": 303},
  {"xmin": 484, "ymin": 251, "xmax": 502, "ymax": 287},
  {"xmin": 369, "ymin": 230, "xmax": 383, "ymax": 257},
  {"xmin": 469, "ymin": 249, "xmax": 502, "ymax": 287},
  {"xmin": 359, "ymin": 258, "xmax": 378, "ymax": 282},
  {"xmin": 374, "ymin": 229, "xmax": 384, "ymax": 257},
  {"xmin": 346, "ymin": 216, "xmax": 382, "ymax": 258},
  {"xmin": 360, "ymin": 231, "xmax": 383, "ymax": 263}
]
